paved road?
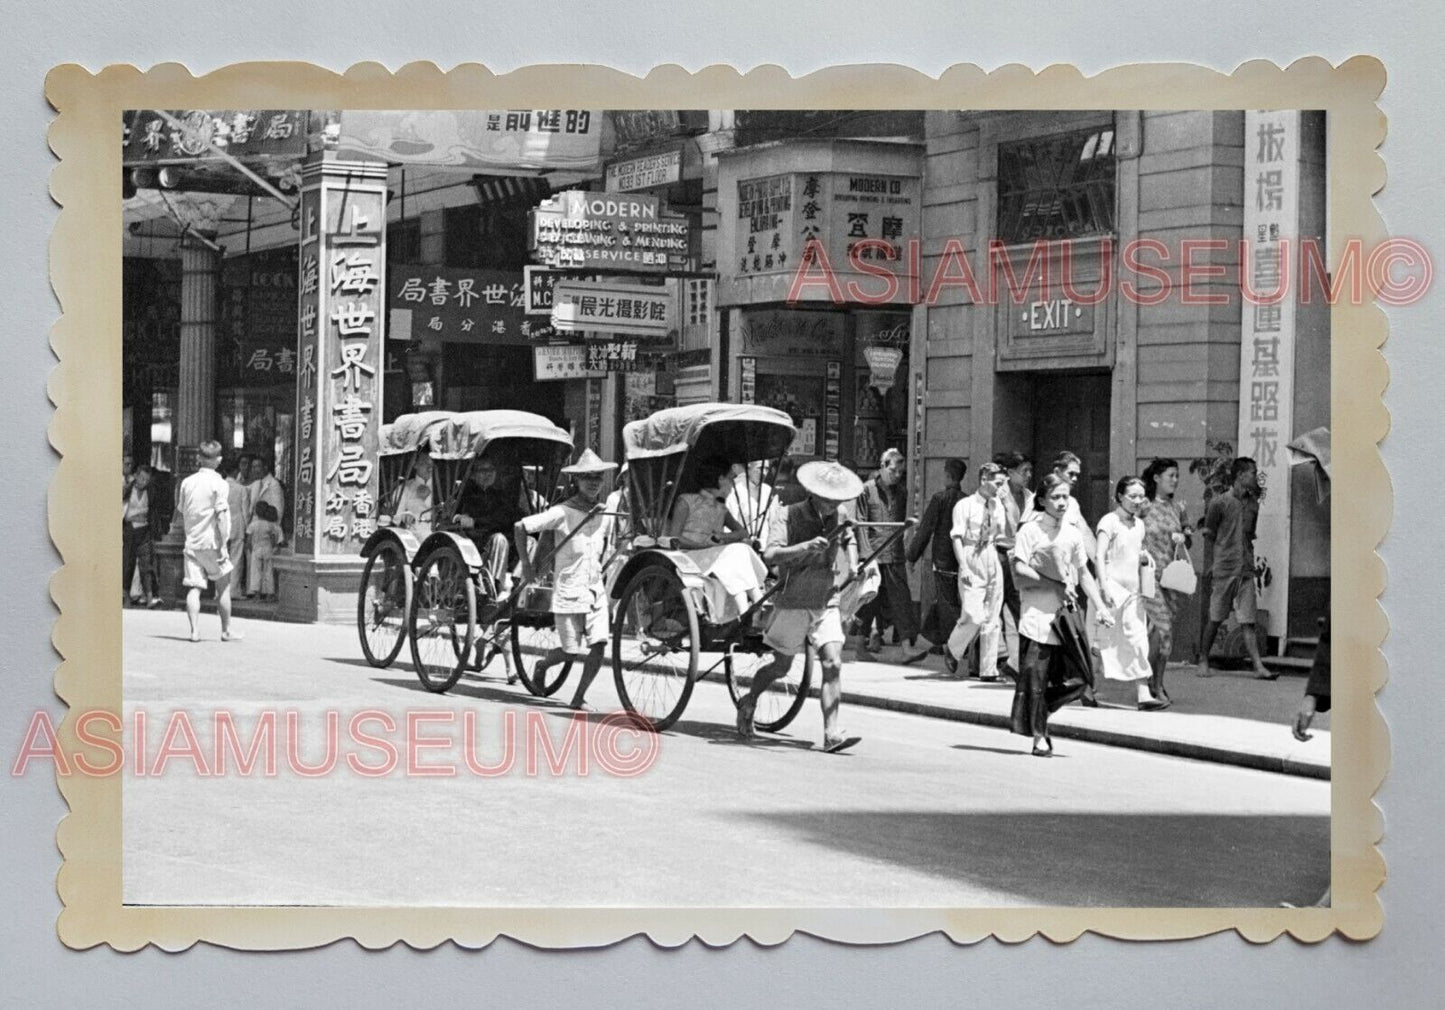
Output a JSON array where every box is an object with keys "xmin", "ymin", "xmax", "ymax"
[{"xmin": 123, "ymin": 611, "xmax": 1330, "ymax": 908}]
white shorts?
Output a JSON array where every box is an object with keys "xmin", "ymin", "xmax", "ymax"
[
  {"xmin": 762, "ymin": 606, "xmax": 846, "ymax": 657},
  {"xmin": 554, "ymin": 597, "xmax": 609, "ymax": 655},
  {"xmin": 183, "ymin": 548, "xmax": 233, "ymax": 589}
]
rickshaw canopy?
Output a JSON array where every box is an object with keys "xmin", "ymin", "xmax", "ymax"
[
  {"xmin": 378, "ymin": 410, "xmax": 457, "ymax": 457},
  {"xmin": 425, "ymin": 409, "xmax": 574, "ymax": 464},
  {"xmin": 621, "ymin": 403, "xmax": 796, "ymax": 463}
]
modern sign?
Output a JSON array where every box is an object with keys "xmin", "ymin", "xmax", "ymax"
[{"xmin": 529, "ymin": 190, "xmax": 691, "ymax": 272}]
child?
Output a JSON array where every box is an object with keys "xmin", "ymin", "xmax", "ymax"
[{"xmin": 246, "ymin": 507, "xmax": 284, "ymax": 600}]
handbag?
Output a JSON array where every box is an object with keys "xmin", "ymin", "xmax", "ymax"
[{"xmin": 1159, "ymin": 542, "xmax": 1197, "ymax": 595}]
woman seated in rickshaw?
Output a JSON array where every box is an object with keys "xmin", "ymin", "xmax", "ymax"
[
  {"xmin": 453, "ymin": 449, "xmax": 529, "ymax": 593},
  {"xmin": 387, "ymin": 452, "xmax": 435, "ymax": 534},
  {"xmin": 666, "ymin": 454, "xmax": 768, "ymax": 623}
]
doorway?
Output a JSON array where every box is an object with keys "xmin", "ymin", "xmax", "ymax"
[{"xmin": 1027, "ymin": 371, "xmax": 1112, "ymax": 527}]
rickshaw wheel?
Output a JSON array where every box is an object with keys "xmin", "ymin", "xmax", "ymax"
[
  {"xmin": 510, "ymin": 617, "xmax": 573, "ymax": 697},
  {"xmin": 407, "ymin": 545, "xmax": 476, "ymax": 694},
  {"xmin": 612, "ymin": 565, "xmax": 699, "ymax": 732},
  {"xmin": 725, "ymin": 644, "xmax": 814, "ymax": 734},
  {"xmin": 357, "ymin": 541, "xmax": 411, "ymax": 669}
]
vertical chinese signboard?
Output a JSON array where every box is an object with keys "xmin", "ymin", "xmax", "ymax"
[
  {"xmin": 1238, "ymin": 110, "xmax": 1300, "ymax": 641},
  {"xmin": 293, "ymin": 158, "xmax": 387, "ymax": 557}
]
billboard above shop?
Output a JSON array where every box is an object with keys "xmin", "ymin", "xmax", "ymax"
[
  {"xmin": 388, "ymin": 265, "xmax": 558, "ymax": 346},
  {"xmin": 123, "ymin": 109, "xmax": 309, "ymax": 164},
  {"xmin": 337, "ymin": 110, "xmax": 602, "ymax": 170}
]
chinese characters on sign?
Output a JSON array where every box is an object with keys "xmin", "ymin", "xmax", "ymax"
[
  {"xmin": 336, "ymin": 110, "xmax": 601, "ymax": 171},
  {"xmin": 736, "ymin": 175, "xmax": 794, "ymax": 275},
  {"xmin": 292, "ymin": 163, "xmax": 387, "ymax": 556},
  {"xmin": 123, "ymin": 109, "xmax": 308, "ymax": 163},
  {"xmin": 533, "ymin": 345, "xmax": 608, "ymax": 382},
  {"xmin": 1237, "ymin": 110, "xmax": 1300, "ymax": 639},
  {"xmin": 529, "ymin": 190, "xmax": 692, "ymax": 272},
  {"xmin": 221, "ymin": 246, "xmax": 298, "ymax": 386},
  {"xmin": 389, "ymin": 265, "xmax": 557, "ymax": 345},
  {"xmin": 550, "ymin": 280, "xmax": 672, "ymax": 338}
]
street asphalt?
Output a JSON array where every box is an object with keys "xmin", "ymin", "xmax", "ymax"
[{"xmin": 121, "ymin": 610, "xmax": 1331, "ymax": 908}]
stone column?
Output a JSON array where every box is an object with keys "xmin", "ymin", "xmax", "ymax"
[
  {"xmin": 155, "ymin": 224, "xmax": 224, "ymax": 597},
  {"xmin": 275, "ymin": 153, "xmax": 389, "ymax": 624}
]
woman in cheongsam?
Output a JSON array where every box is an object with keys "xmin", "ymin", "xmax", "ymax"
[{"xmin": 1140, "ymin": 458, "xmax": 1193, "ymax": 706}]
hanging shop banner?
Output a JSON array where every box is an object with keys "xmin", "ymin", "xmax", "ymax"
[
  {"xmin": 1237, "ymin": 110, "xmax": 1301, "ymax": 640},
  {"xmin": 123, "ymin": 109, "xmax": 308, "ymax": 164},
  {"xmin": 388, "ymin": 265, "xmax": 556, "ymax": 346},
  {"xmin": 551, "ymin": 280, "xmax": 672, "ymax": 338},
  {"xmin": 337, "ymin": 110, "xmax": 601, "ymax": 170},
  {"xmin": 605, "ymin": 149, "xmax": 682, "ymax": 192},
  {"xmin": 533, "ymin": 344, "xmax": 607, "ymax": 382},
  {"xmin": 863, "ymin": 346, "xmax": 903, "ymax": 394},
  {"xmin": 524, "ymin": 265, "xmax": 560, "ymax": 315},
  {"xmin": 529, "ymin": 190, "xmax": 691, "ymax": 272}
]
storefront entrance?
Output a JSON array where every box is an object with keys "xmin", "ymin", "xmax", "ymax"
[{"xmin": 1026, "ymin": 371, "xmax": 1113, "ymax": 526}]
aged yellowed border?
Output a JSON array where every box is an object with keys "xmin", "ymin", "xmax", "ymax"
[{"xmin": 47, "ymin": 58, "xmax": 1388, "ymax": 949}]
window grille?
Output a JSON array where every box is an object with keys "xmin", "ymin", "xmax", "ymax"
[{"xmin": 997, "ymin": 126, "xmax": 1117, "ymax": 243}]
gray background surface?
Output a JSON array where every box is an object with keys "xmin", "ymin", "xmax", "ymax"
[{"xmin": 1, "ymin": 2, "xmax": 1436, "ymax": 1004}]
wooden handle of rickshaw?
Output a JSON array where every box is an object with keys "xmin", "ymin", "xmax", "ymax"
[{"xmin": 837, "ymin": 517, "xmax": 919, "ymax": 593}]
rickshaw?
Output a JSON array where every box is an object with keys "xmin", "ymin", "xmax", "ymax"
[
  {"xmin": 355, "ymin": 410, "xmax": 457, "ymax": 668},
  {"xmin": 396, "ymin": 410, "xmax": 581, "ymax": 696},
  {"xmin": 606, "ymin": 403, "xmax": 915, "ymax": 734}
]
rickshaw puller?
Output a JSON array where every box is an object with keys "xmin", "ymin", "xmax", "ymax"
[
  {"xmin": 738, "ymin": 460, "xmax": 868, "ymax": 754},
  {"xmin": 515, "ymin": 449, "xmax": 618, "ymax": 711}
]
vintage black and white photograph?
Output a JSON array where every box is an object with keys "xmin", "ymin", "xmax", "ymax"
[{"xmin": 108, "ymin": 102, "xmax": 1342, "ymax": 914}]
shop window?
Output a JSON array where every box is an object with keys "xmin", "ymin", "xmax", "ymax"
[{"xmin": 997, "ymin": 126, "xmax": 1117, "ymax": 244}]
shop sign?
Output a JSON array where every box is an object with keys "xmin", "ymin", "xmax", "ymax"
[
  {"xmin": 529, "ymin": 190, "xmax": 691, "ymax": 272},
  {"xmin": 533, "ymin": 344, "xmax": 607, "ymax": 382},
  {"xmin": 606, "ymin": 149, "xmax": 682, "ymax": 192},
  {"xmin": 551, "ymin": 280, "xmax": 671, "ymax": 338},
  {"xmin": 609, "ymin": 110, "xmax": 682, "ymax": 152},
  {"xmin": 863, "ymin": 346, "xmax": 903, "ymax": 394},
  {"xmin": 822, "ymin": 172, "xmax": 920, "ymax": 268},
  {"xmin": 220, "ymin": 246, "xmax": 299, "ymax": 386},
  {"xmin": 389, "ymin": 265, "xmax": 556, "ymax": 346},
  {"xmin": 1237, "ymin": 110, "xmax": 1301, "ymax": 639},
  {"xmin": 337, "ymin": 110, "xmax": 601, "ymax": 170},
  {"xmin": 735, "ymin": 309, "xmax": 844, "ymax": 358},
  {"xmin": 124, "ymin": 109, "xmax": 308, "ymax": 163},
  {"xmin": 735, "ymin": 174, "xmax": 795, "ymax": 276}
]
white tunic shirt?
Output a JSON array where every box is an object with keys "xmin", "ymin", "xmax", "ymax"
[{"xmin": 519, "ymin": 500, "xmax": 616, "ymax": 614}]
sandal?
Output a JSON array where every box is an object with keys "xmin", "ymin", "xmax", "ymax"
[{"xmin": 822, "ymin": 734, "xmax": 861, "ymax": 754}]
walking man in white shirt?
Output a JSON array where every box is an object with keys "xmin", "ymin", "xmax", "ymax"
[
  {"xmin": 178, "ymin": 440, "xmax": 242, "ymax": 643},
  {"xmin": 946, "ymin": 462, "xmax": 1008, "ymax": 681}
]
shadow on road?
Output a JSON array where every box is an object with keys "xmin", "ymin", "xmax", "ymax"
[
  {"xmin": 950, "ymin": 742, "xmax": 1029, "ymax": 757},
  {"xmin": 742, "ymin": 810, "xmax": 1330, "ymax": 907}
]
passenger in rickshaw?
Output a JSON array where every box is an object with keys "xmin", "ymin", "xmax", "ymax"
[
  {"xmin": 454, "ymin": 450, "xmax": 528, "ymax": 593},
  {"xmin": 515, "ymin": 449, "xmax": 619, "ymax": 711},
  {"xmin": 389, "ymin": 452, "xmax": 435, "ymax": 533},
  {"xmin": 666, "ymin": 455, "xmax": 767, "ymax": 624}
]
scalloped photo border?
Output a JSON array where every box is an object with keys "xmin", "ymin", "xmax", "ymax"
[{"xmin": 45, "ymin": 58, "xmax": 1388, "ymax": 950}]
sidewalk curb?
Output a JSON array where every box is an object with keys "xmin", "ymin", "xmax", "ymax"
[{"xmin": 838, "ymin": 687, "xmax": 1330, "ymax": 780}]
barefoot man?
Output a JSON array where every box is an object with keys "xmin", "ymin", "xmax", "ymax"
[
  {"xmin": 178, "ymin": 439, "xmax": 242, "ymax": 643},
  {"xmin": 738, "ymin": 460, "xmax": 868, "ymax": 754}
]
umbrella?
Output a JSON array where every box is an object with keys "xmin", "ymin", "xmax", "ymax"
[{"xmin": 1045, "ymin": 598, "xmax": 1094, "ymax": 711}]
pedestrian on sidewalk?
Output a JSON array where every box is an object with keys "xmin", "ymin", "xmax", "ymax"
[
  {"xmin": 994, "ymin": 450, "xmax": 1036, "ymax": 676},
  {"xmin": 1051, "ymin": 449, "xmax": 1102, "ymax": 704},
  {"xmin": 854, "ymin": 448, "xmax": 920, "ymax": 660},
  {"xmin": 1198, "ymin": 457, "xmax": 1274, "ymax": 679},
  {"xmin": 1292, "ymin": 617, "xmax": 1331, "ymax": 741},
  {"xmin": 1009, "ymin": 473, "xmax": 1112, "ymax": 757},
  {"xmin": 904, "ymin": 457, "xmax": 966, "ymax": 672},
  {"xmin": 514, "ymin": 449, "xmax": 618, "ymax": 711},
  {"xmin": 946, "ymin": 462, "xmax": 1008, "ymax": 681},
  {"xmin": 244, "ymin": 458, "xmax": 285, "ymax": 600},
  {"xmin": 223, "ymin": 457, "xmax": 251, "ymax": 593},
  {"xmin": 178, "ymin": 440, "xmax": 241, "ymax": 643},
  {"xmin": 726, "ymin": 458, "xmax": 780, "ymax": 550},
  {"xmin": 121, "ymin": 462, "xmax": 163, "ymax": 608},
  {"xmin": 1093, "ymin": 476, "xmax": 1166, "ymax": 710},
  {"xmin": 738, "ymin": 460, "xmax": 866, "ymax": 754},
  {"xmin": 1140, "ymin": 458, "xmax": 1192, "ymax": 704}
]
